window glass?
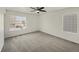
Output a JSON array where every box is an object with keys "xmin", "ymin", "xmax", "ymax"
[{"xmin": 9, "ymin": 15, "xmax": 26, "ymax": 31}]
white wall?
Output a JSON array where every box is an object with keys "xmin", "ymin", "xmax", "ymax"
[
  {"xmin": 40, "ymin": 8, "xmax": 79, "ymax": 44},
  {"xmin": 0, "ymin": 8, "xmax": 5, "ymax": 51},
  {"xmin": 4, "ymin": 8, "xmax": 79, "ymax": 44},
  {"xmin": 5, "ymin": 10, "xmax": 39, "ymax": 38}
]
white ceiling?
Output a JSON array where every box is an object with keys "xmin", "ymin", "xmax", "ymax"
[{"xmin": 5, "ymin": 7, "xmax": 66, "ymax": 14}]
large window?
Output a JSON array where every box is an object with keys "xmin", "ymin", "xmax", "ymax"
[
  {"xmin": 63, "ymin": 14, "xmax": 77, "ymax": 33},
  {"xmin": 8, "ymin": 15, "xmax": 26, "ymax": 31}
]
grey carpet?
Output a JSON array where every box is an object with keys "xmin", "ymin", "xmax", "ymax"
[{"xmin": 2, "ymin": 31, "xmax": 79, "ymax": 52}]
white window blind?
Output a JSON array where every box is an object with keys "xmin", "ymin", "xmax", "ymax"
[{"xmin": 63, "ymin": 14, "xmax": 77, "ymax": 33}]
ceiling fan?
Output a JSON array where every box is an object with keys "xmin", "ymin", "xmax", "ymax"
[{"xmin": 30, "ymin": 7, "xmax": 47, "ymax": 13}]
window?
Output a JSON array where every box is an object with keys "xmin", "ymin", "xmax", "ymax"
[
  {"xmin": 63, "ymin": 14, "xmax": 77, "ymax": 33},
  {"xmin": 8, "ymin": 15, "xmax": 26, "ymax": 31}
]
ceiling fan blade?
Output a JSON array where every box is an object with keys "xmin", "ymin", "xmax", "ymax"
[
  {"xmin": 39, "ymin": 7, "xmax": 44, "ymax": 9},
  {"xmin": 39, "ymin": 10, "xmax": 46, "ymax": 12}
]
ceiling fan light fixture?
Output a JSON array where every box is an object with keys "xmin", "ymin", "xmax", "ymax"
[{"xmin": 36, "ymin": 11, "xmax": 39, "ymax": 13}]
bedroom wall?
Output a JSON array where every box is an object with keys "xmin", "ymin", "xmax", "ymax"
[
  {"xmin": 4, "ymin": 7, "xmax": 79, "ymax": 44},
  {"xmin": 5, "ymin": 10, "xmax": 39, "ymax": 38},
  {"xmin": 40, "ymin": 8, "xmax": 79, "ymax": 44}
]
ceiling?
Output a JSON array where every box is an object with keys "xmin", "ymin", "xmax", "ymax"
[{"xmin": 5, "ymin": 7, "xmax": 66, "ymax": 14}]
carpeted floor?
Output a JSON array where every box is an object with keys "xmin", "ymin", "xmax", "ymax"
[{"xmin": 2, "ymin": 31, "xmax": 79, "ymax": 52}]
